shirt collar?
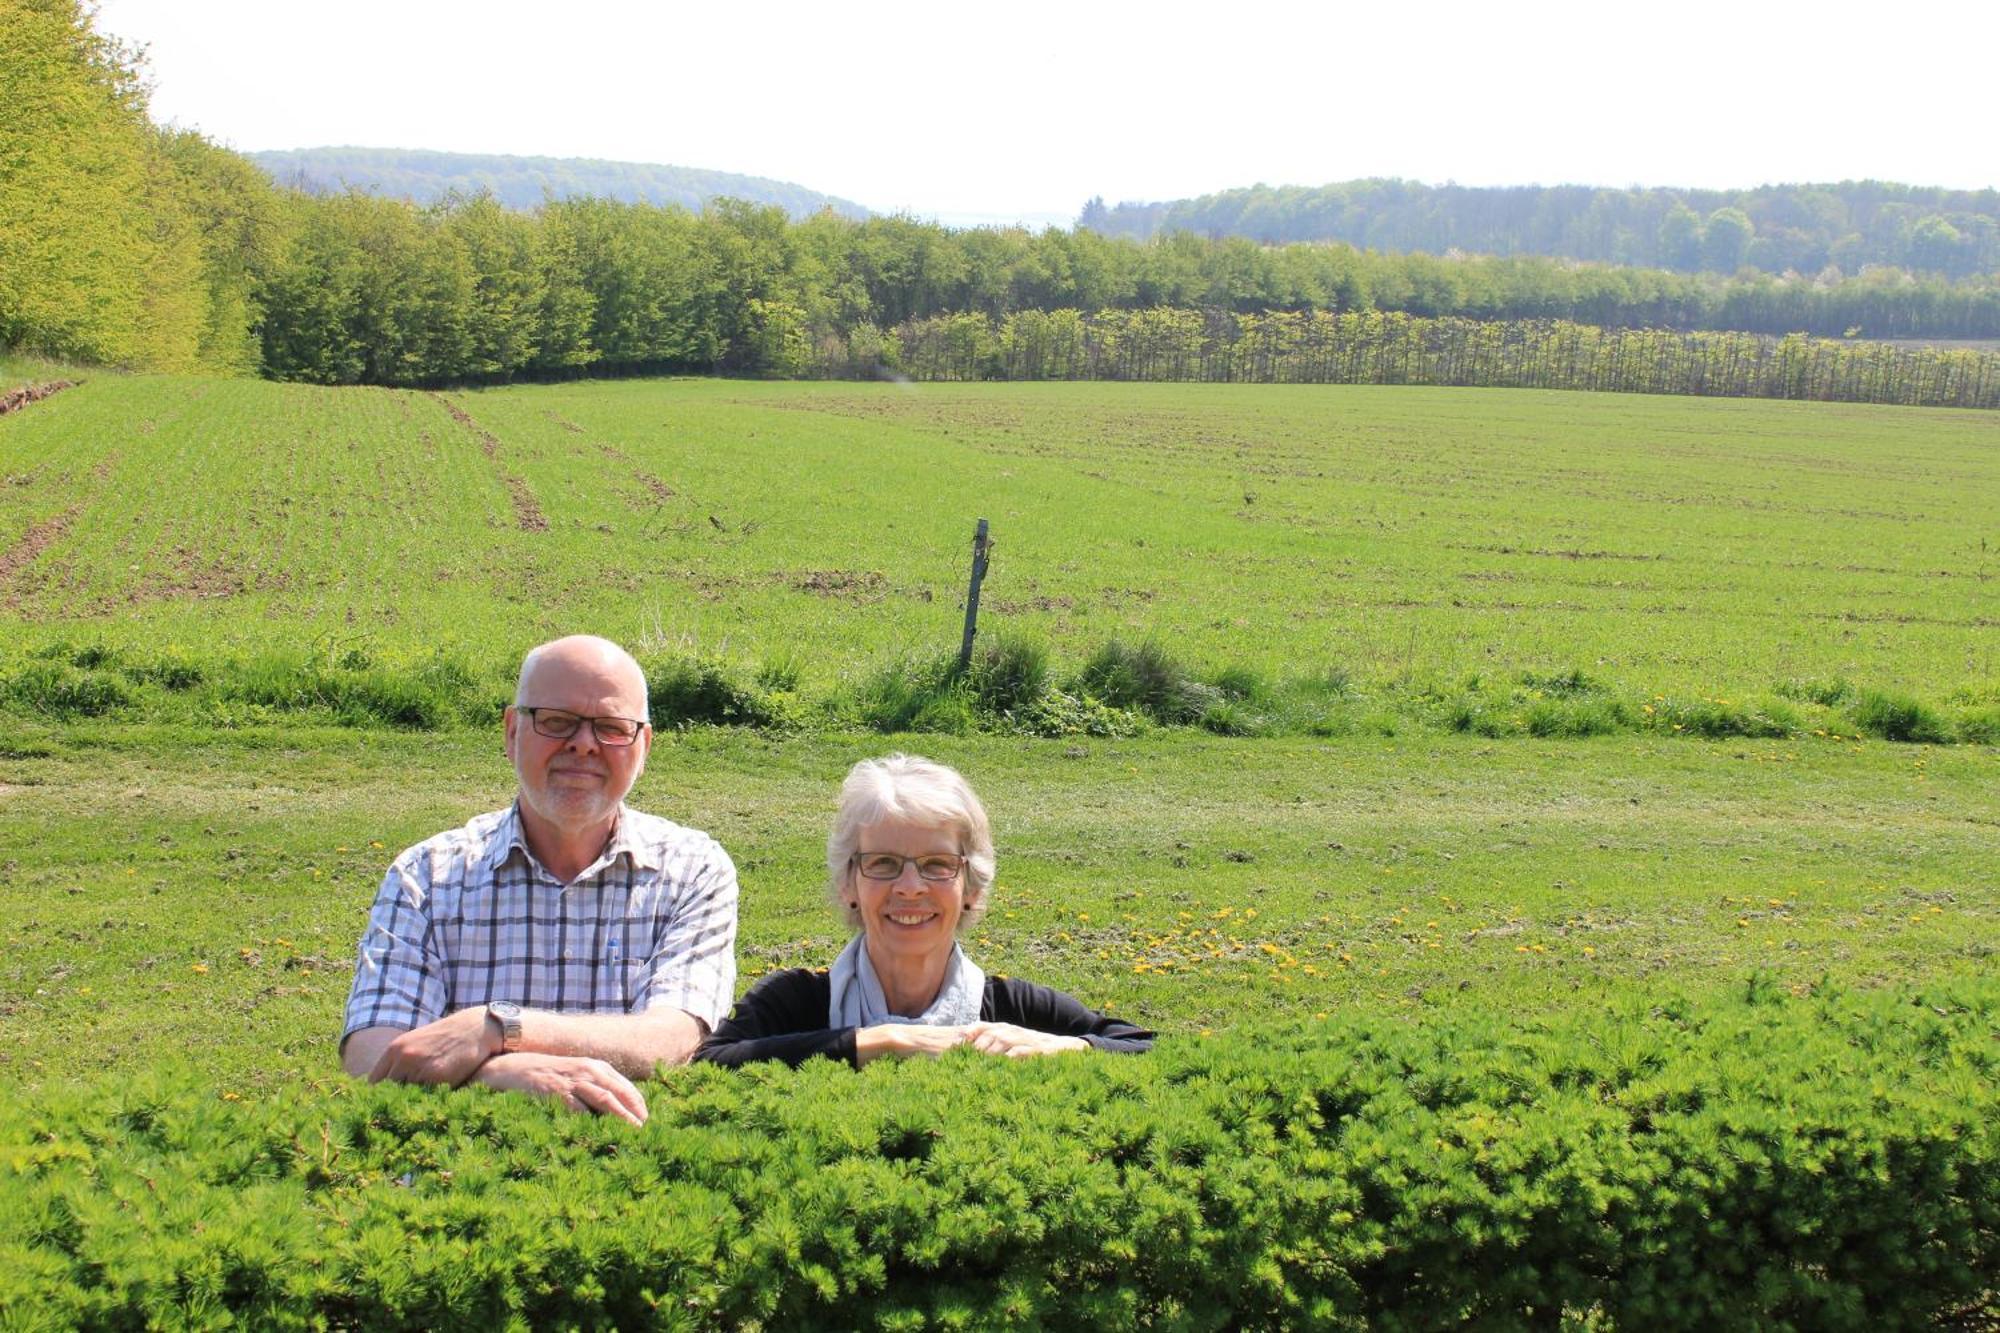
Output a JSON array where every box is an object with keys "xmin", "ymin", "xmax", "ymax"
[{"xmin": 484, "ymin": 801, "xmax": 660, "ymax": 877}]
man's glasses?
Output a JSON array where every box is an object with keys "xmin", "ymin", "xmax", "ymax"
[
  {"xmin": 519, "ymin": 707, "xmax": 646, "ymax": 747},
  {"xmin": 852, "ymin": 852, "xmax": 966, "ymax": 882}
]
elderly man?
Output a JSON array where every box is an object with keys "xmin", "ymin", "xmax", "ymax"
[{"xmin": 339, "ymin": 635, "xmax": 737, "ymax": 1124}]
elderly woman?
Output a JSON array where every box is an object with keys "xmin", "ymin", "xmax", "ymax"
[{"xmin": 697, "ymin": 754, "xmax": 1153, "ymax": 1067}]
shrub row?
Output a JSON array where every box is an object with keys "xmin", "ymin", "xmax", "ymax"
[
  {"xmin": 1, "ymin": 641, "xmax": 1993, "ymax": 745},
  {"xmin": 2, "ymin": 979, "xmax": 1993, "ymax": 1329}
]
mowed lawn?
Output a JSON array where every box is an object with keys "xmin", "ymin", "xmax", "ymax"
[
  {"xmin": 1, "ymin": 724, "xmax": 1992, "ymax": 1093},
  {"xmin": 2, "ymin": 374, "xmax": 1996, "ymax": 697}
]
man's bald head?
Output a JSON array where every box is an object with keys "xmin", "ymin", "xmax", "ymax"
[{"xmin": 514, "ymin": 635, "xmax": 649, "ymax": 718}]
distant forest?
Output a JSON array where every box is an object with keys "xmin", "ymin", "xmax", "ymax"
[
  {"xmin": 250, "ymin": 147, "xmax": 870, "ymax": 221},
  {"xmin": 6, "ymin": 2, "xmax": 2000, "ymax": 391},
  {"xmin": 1081, "ymin": 180, "xmax": 2000, "ymax": 277}
]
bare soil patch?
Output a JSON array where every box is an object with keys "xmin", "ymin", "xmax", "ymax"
[
  {"xmin": 794, "ymin": 569, "xmax": 888, "ymax": 600},
  {"xmin": 988, "ymin": 595, "xmax": 1074, "ymax": 613},
  {"xmin": 505, "ymin": 477, "xmax": 548, "ymax": 532},
  {"xmin": 0, "ymin": 505, "xmax": 80, "ymax": 601}
]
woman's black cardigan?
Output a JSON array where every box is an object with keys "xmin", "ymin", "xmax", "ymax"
[{"xmin": 695, "ymin": 967, "xmax": 1155, "ymax": 1068}]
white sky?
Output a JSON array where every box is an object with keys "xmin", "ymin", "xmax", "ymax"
[{"xmin": 93, "ymin": 0, "xmax": 2000, "ymax": 228}]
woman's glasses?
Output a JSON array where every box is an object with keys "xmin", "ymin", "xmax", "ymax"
[{"xmin": 852, "ymin": 852, "xmax": 966, "ymax": 882}]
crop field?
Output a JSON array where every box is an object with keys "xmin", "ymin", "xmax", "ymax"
[
  {"xmin": 2, "ymin": 372, "xmax": 1996, "ymax": 1325},
  {"xmin": 2, "ymin": 374, "xmax": 1996, "ymax": 702}
]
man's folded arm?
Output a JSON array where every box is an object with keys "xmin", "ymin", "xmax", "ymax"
[
  {"xmin": 351, "ymin": 1004, "xmax": 709, "ymax": 1085},
  {"xmin": 503, "ymin": 1005, "xmax": 707, "ymax": 1078}
]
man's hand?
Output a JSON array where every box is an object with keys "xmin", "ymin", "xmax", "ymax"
[
  {"xmin": 855, "ymin": 1023, "xmax": 971, "ymax": 1065},
  {"xmin": 962, "ymin": 1022, "xmax": 1089, "ymax": 1057},
  {"xmin": 367, "ymin": 1006, "xmax": 498, "ymax": 1087},
  {"xmin": 473, "ymin": 1053, "xmax": 649, "ymax": 1126}
]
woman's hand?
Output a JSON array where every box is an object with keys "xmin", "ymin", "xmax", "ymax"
[
  {"xmin": 855, "ymin": 1024, "xmax": 971, "ymax": 1065},
  {"xmin": 472, "ymin": 1052, "xmax": 649, "ymax": 1126},
  {"xmin": 962, "ymin": 1022, "xmax": 1089, "ymax": 1057}
]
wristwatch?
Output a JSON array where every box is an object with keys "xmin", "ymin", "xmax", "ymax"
[{"xmin": 486, "ymin": 1000, "xmax": 524, "ymax": 1053}]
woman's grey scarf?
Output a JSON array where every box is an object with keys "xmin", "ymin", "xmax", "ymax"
[{"xmin": 828, "ymin": 934, "xmax": 986, "ymax": 1028}]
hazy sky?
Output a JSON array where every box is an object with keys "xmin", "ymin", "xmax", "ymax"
[{"xmin": 93, "ymin": 0, "xmax": 2000, "ymax": 228}]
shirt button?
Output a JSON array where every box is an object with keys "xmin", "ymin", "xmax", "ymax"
[{"xmin": 563, "ymin": 950, "xmax": 572, "ymax": 959}]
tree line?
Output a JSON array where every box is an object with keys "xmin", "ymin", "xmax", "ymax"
[
  {"xmin": 6, "ymin": 1, "xmax": 2000, "ymax": 388},
  {"xmin": 822, "ymin": 309, "xmax": 2000, "ymax": 410},
  {"xmin": 1080, "ymin": 179, "xmax": 2000, "ymax": 277}
]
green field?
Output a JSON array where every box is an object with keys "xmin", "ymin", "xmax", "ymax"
[
  {"xmin": 4, "ymin": 375, "xmax": 1996, "ymax": 701},
  {"xmin": 2, "ymin": 724, "xmax": 1994, "ymax": 1095},
  {"xmin": 3, "ymin": 373, "xmax": 1995, "ymax": 1325},
  {"xmin": 2, "ymin": 371, "xmax": 1997, "ymax": 1095}
]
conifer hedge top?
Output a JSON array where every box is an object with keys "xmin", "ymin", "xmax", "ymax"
[{"xmin": 3, "ymin": 981, "xmax": 1994, "ymax": 1331}]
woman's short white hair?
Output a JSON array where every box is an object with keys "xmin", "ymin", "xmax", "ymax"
[{"xmin": 826, "ymin": 753, "xmax": 995, "ymax": 931}]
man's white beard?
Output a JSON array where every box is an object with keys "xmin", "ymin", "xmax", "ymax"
[{"xmin": 519, "ymin": 779, "xmax": 620, "ymax": 833}]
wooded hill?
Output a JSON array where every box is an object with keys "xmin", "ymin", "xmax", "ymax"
[
  {"xmin": 1081, "ymin": 180, "xmax": 2000, "ymax": 277},
  {"xmin": 250, "ymin": 147, "xmax": 870, "ymax": 220}
]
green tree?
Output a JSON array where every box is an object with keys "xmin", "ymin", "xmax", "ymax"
[
  {"xmin": 0, "ymin": 0, "xmax": 155, "ymax": 362},
  {"xmin": 1701, "ymin": 208, "xmax": 1754, "ymax": 273},
  {"xmin": 1907, "ymin": 215, "xmax": 1966, "ymax": 275},
  {"xmin": 1658, "ymin": 203, "xmax": 1704, "ymax": 271}
]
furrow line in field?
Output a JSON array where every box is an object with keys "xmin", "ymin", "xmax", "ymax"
[{"xmin": 426, "ymin": 391, "xmax": 547, "ymax": 533}]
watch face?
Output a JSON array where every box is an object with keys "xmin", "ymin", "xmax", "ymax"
[{"xmin": 490, "ymin": 1000, "xmax": 522, "ymax": 1019}]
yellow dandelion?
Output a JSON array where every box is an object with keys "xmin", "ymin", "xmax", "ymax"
[{"xmin": 191, "ymin": 963, "xmax": 209, "ymax": 974}]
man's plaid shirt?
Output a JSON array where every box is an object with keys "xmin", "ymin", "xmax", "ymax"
[{"xmin": 342, "ymin": 803, "xmax": 738, "ymax": 1045}]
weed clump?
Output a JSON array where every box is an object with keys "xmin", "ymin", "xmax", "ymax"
[
  {"xmin": 1775, "ymin": 677, "xmax": 1854, "ymax": 707},
  {"xmin": 645, "ymin": 656, "xmax": 796, "ymax": 729},
  {"xmin": 839, "ymin": 640, "xmax": 1140, "ymax": 738},
  {"xmin": 1848, "ymin": 690, "xmax": 1951, "ymax": 744},
  {"xmin": 1076, "ymin": 640, "xmax": 1217, "ymax": 725},
  {"xmin": 1, "ymin": 659, "xmax": 130, "ymax": 718},
  {"xmin": 1650, "ymin": 695, "xmax": 1798, "ymax": 739},
  {"xmin": 1525, "ymin": 695, "xmax": 1634, "ymax": 737}
]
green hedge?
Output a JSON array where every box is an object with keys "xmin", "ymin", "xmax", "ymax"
[{"xmin": 3, "ymin": 981, "xmax": 1993, "ymax": 1330}]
